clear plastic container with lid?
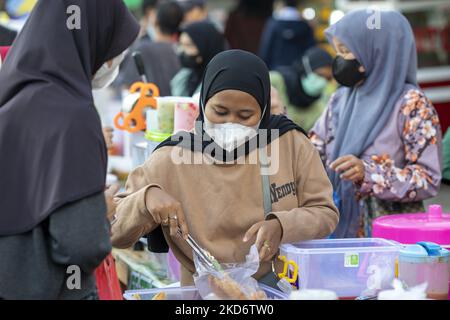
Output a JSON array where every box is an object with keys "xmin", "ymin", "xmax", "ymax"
[
  {"xmin": 373, "ymin": 204, "xmax": 450, "ymax": 299},
  {"xmin": 278, "ymin": 238, "xmax": 402, "ymax": 299},
  {"xmin": 398, "ymin": 242, "xmax": 450, "ymax": 300}
]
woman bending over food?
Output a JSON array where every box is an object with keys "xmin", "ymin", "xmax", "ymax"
[{"xmin": 111, "ymin": 50, "xmax": 339, "ymax": 286}]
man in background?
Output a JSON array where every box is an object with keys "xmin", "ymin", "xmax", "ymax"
[
  {"xmin": 140, "ymin": 0, "xmax": 159, "ymax": 41},
  {"xmin": 259, "ymin": 0, "xmax": 316, "ymax": 69},
  {"xmin": 176, "ymin": 0, "xmax": 208, "ymax": 25},
  {"xmin": 117, "ymin": 0, "xmax": 183, "ymax": 96}
]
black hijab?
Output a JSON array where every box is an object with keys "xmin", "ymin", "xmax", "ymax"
[
  {"xmin": 277, "ymin": 46, "xmax": 333, "ymax": 109},
  {"xmin": 157, "ymin": 49, "xmax": 306, "ymax": 160},
  {"xmin": 182, "ymin": 21, "xmax": 225, "ymax": 96},
  {"xmin": 149, "ymin": 50, "xmax": 306, "ymax": 253},
  {"xmin": 0, "ymin": 0, "xmax": 140, "ymax": 235}
]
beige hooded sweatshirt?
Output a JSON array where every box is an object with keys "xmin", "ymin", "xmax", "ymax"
[{"xmin": 111, "ymin": 130, "xmax": 339, "ymax": 285}]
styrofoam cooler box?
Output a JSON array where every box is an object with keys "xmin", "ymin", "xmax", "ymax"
[{"xmin": 279, "ymin": 238, "xmax": 402, "ymax": 299}]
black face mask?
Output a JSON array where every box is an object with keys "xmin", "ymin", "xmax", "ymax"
[
  {"xmin": 332, "ymin": 56, "xmax": 365, "ymax": 87},
  {"xmin": 179, "ymin": 52, "xmax": 201, "ymax": 69}
]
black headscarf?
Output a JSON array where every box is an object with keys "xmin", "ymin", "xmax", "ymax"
[
  {"xmin": 181, "ymin": 21, "xmax": 225, "ymax": 96},
  {"xmin": 0, "ymin": 0, "xmax": 140, "ymax": 235},
  {"xmin": 277, "ymin": 46, "xmax": 333, "ymax": 108},
  {"xmin": 157, "ymin": 49, "xmax": 306, "ymax": 159}
]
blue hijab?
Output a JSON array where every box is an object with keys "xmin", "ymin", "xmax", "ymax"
[{"xmin": 325, "ymin": 10, "xmax": 418, "ymax": 237}]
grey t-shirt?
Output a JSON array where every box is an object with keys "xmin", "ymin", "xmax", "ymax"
[
  {"xmin": 0, "ymin": 192, "xmax": 111, "ymax": 300},
  {"xmin": 117, "ymin": 40, "xmax": 181, "ymax": 96}
]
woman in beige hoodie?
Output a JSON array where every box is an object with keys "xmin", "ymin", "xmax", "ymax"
[{"xmin": 111, "ymin": 50, "xmax": 339, "ymax": 286}]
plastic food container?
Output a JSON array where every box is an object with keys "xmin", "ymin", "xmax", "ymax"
[
  {"xmin": 155, "ymin": 97, "xmax": 195, "ymax": 134},
  {"xmin": 174, "ymin": 100, "xmax": 199, "ymax": 133},
  {"xmin": 131, "ymin": 142, "xmax": 149, "ymax": 169},
  {"xmin": 123, "ymin": 284, "xmax": 288, "ymax": 300},
  {"xmin": 279, "ymin": 238, "xmax": 402, "ymax": 299},
  {"xmin": 146, "ymin": 109, "xmax": 158, "ymax": 132},
  {"xmin": 398, "ymin": 242, "xmax": 450, "ymax": 300},
  {"xmin": 145, "ymin": 131, "xmax": 171, "ymax": 156},
  {"xmin": 373, "ymin": 204, "xmax": 450, "ymax": 299},
  {"xmin": 373, "ymin": 205, "xmax": 450, "ymax": 246}
]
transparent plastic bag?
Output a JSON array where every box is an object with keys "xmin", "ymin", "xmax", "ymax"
[
  {"xmin": 378, "ymin": 279, "xmax": 428, "ymax": 300},
  {"xmin": 193, "ymin": 245, "xmax": 268, "ymax": 300}
]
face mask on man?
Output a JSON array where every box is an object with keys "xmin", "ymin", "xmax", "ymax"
[
  {"xmin": 332, "ymin": 56, "xmax": 365, "ymax": 87},
  {"xmin": 300, "ymin": 56, "xmax": 328, "ymax": 97},
  {"xmin": 203, "ymin": 104, "xmax": 267, "ymax": 153},
  {"xmin": 92, "ymin": 51, "xmax": 126, "ymax": 90}
]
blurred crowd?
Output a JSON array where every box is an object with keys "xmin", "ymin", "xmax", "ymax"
[{"xmin": 111, "ymin": 0, "xmax": 336, "ymax": 132}]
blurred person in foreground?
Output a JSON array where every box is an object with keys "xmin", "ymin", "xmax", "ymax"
[
  {"xmin": 0, "ymin": 0, "xmax": 139, "ymax": 300},
  {"xmin": 310, "ymin": 10, "xmax": 442, "ymax": 238}
]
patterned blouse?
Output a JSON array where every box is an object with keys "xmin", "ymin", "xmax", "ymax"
[{"xmin": 309, "ymin": 86, "xmax": 442, "ymax": 235}]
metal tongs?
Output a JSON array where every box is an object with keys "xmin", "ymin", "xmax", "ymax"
[{"xmin": 177, "ymin": 228, "xmax": 222, "ymax": 272}]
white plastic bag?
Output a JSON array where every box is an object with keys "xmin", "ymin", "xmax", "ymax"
[
  {"xmin": 377, "ymin": 279, "xmax": 428, "ymax": 300},
  {"xmin": 193, "ymin": 245, "xmax": 267, "ymax": 300}
]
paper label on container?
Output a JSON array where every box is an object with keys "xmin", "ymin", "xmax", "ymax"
[{"xmin": 344, "ymin": 253, "xmax": 360, "ymax": 268}]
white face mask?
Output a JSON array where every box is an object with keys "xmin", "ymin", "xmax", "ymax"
[
  {"xmin": 203, "ymin": 105, "xmax": 267, "ymax": 153},
  {"xmin": 92, "ymin": 51, "xmax": 126, "ymax": 90}
]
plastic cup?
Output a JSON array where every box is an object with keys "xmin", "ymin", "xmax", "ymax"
[
  {"xmin": 156, "ymin": 97, "xmax": 176, "ymax": 134},
  {"xmin": 174, "ymin": 101, "xmax": 199, "ymax": 133},
  {"xmin": 145, "ymin": 130, "xmax": 172, "ymax": 155}
]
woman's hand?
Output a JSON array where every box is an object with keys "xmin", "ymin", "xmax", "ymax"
[
  {"xmin": 103, "ymin": 126, "xmax": 114, "ymax": 150},
  {"xmin": 145, "ymin": 186, "xmax": 189, "ymax": 239},
  {"xmin": 105, "ymin": 184, "xmax": 121, "ymax": 221},
  {"xmin": 243, "ymin": 219, "xmax": 283, "ymax": 262},
  {"xmin": 330, "ymin": 155, "xmax": 365, "ymax": 183}
]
